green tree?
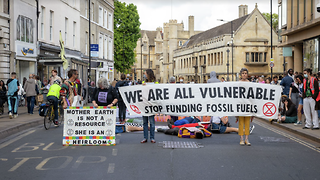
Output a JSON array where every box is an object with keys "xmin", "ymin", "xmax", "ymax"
[
  {"xmin": 262, "ymin": 13, "xmax": 278, "ymax": 30},
  {"xmin": 114, "ymin": 1, "xmax": 141, "ymax": 73}
]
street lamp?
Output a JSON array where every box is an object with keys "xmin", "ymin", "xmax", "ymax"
[
  {"xmin": 140, "ymin": 38, "xmax": 143, "ymax": 80},
  {"xmin": 226, "ymin": 49, "xmax": 230, "ymax": 81},
  {"xmin": 217, "ymin": 19, "xmax": 233, "ymax": 81}
]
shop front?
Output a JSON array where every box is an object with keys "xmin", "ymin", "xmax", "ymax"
[{"xmin": 15, "ymin": 41, "xmax": 37, "ymax": 82}]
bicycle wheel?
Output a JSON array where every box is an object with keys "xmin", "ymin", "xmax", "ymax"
[{"xmin": 44, "ymin": 106, "xmax": 53, "ymax": 130}]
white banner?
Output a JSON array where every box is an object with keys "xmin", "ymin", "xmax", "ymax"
[
  {"xmin": 119, "ymin": 82, "xmax": 282, "ymax": 119},
  {"xmin": 63, "ymin": 107, "xmax": 116, "ymax": 146}
]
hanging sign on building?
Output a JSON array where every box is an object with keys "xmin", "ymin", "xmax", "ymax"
[{"xmin": 63, "ymin": 107, "xmax": 116, "ymax": 146}]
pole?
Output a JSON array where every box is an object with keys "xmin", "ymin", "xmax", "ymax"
[
  {"xmin": 283, "ymin": 56, "xmax": 286, "ymax": 72},
  {"xmin": 231, "ymin": 21, "xmax": 234, "ymax": 81},
  {"xmin": 140, "ymin": 38, "xmax": 143, "ymax": 80},
  {"xmin": 88, "ymin": 0, "xmax": 91, "ymax": 80},
  {"xmin": 270, "ymin": 0, "xmax": 273, "ymax": 79},
  {"xmin": 36, "ymin": 0, "xmax": 39, "ymax": 77},
  {"xmin": 148, "ymin": 45, "xmax": 150, "ymax": 69},
  {"xmin": 226, "ymin": 49, "xmax": 230, "ymax": 81}
]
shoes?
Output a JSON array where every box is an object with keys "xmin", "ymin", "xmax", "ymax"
[
  {"xmin": 13, "ymin": 114, "xmax": 18, "ymax": 118},
  {"xmin": 294, "ymin": 121, "xmax": 302, "ymax": 125},
  {"xmin": 9, "ymin": 112, "xmax": 13, "ymax": 119},
  {"xmin": 240, "ymin": 139, "xmax": 245, "ymax": 146},
  {"xmin": 140, "ymin": 139, "xmax": 147, "ymax": 143},
  {"xmin": 269, "ymin": 119, "xmax": 274, "ymax": 124},
  {"xmin": 245, "ymin": 140, "xmax": 251, "ymax": 146},
  {"xmin": 249, "ymin": 125, "xmax": 255, "ymax": 134},
  {"xmin": 151, "ymin": 139, "xmax": 156, "ymax": 143},
  {"xmin": 54, "ymin": 120, "xmax": 59, "ymax": 126},
  {"xmin": 312, "ymin": 127, "xmax": 319, "ymax": 130},
  {"xmin": 302, "ymin": 126, "xmax": 310, "ymax": 129}
]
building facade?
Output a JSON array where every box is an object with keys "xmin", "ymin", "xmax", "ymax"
[
  {"xmin": 80, "ymin": 0, "xmax": 114, "ymax": 83},
  {"xmin": 279, "ymin": 0, "xmax": 320, "ymax": 73},
  {"xmin": 173, "ymin": 4, "xmax": 282, "ymax": 82},
  {"xmin": 0, "ymin": 0, "xmax": 10, "ymax": 81}
]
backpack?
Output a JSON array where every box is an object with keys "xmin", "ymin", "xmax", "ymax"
[{"xmin": 39, "ymin": 103, "xmax": 49, "ymax": 116}]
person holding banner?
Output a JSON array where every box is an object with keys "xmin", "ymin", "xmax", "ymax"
[
  {"xmin": 141, "ymin": 69, "xmax": 157, "ymax": 143},
  {"xmin": 92, "ymin": 77, "xmax": 118, "ymax": 108},
  {"xmin": 236, "ymin": 68, "xmax": 254, "ymax": 146}
]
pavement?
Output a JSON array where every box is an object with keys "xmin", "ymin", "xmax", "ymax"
[{"xmin": 0, "ymin": 104, "xmax": 320, "ymax": 143}]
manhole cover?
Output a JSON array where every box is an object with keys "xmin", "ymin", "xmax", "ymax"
[
  {"xmin": 260, "ymin": 136, "xmax": 291, "ymax": 143},
  {"xmin": 161, "ymin": 141, "xmax": 203, "ymax": 149}
]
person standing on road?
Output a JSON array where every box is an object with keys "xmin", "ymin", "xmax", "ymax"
[
  {"xmin": 61, "ymin": 69, "xmax": 78, "ymax": 109},
  {"xmin": 24, "ymin": 74, "xmax": 38, "ymax": 115},
  {"xmin": 294, "ymin": 75, "xmax": 304, "ymax": 125},
  {"xmin": 115, "ymin": 74, "xmax": 129, "ymax": 123},
  {"xmin": 92, "ymin": 77, "xmax": 118, "ymax": 108},
  {"xmin": 7, "ymin": 72, "xmax": 20, "ymax": 119},
  {"xmin": 47, "ymin": 80, "xmax": 62, "ymax": 126},
  {"xmin": 302, "ymin": 68, "xmax": 320, "ymax": 130},
  {"xmin": 236, "ymin": 68, "xmax": 254, "ymax": 146},
  {"xmin": 0, "ymin": 80, "xmax": 7, "ymax": 115},
  {"xmin": 141, "ymin": 69, "xmax": 157, "ymax": 143},
  {"xmin": 281, "ymin": 70, "xmax": 294, "ymax": 97}
]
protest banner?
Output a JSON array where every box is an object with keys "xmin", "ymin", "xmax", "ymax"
[
  {"xmin": 119, "ymin": 82, "xmax": 282, "ymax": 119},
  {"xmin": 63, "ymin": 106, "xmax": 116, "ymax": 146}
]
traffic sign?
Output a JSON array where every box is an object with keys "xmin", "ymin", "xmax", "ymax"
[
  {"xmin": 90, "ymin": 44, "xmax": 99, "ymax": 57},
  {"xmin": 270, "ymin": 62, "xmax": 274, "ymax": 68}
]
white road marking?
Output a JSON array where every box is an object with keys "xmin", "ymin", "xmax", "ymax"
[
  {"xmin": 112, "ymin": 149, "xmax": 117, "ymax": 156},
  {"xmin": 107, "ymin": 163, "xmax": 115, "ymax": 173},
  {"xmin": 0, "ymin": 130, "xmax": 36, "ymax": 149}
]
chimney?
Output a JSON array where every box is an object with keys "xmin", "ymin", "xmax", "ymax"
[
  {"xmin": 239, "ymin": 5, "xmax": 248, "ymax": 18},
  {"xmin": 188, "ymin": 16, "xmax": 194, "ymax": 37}
]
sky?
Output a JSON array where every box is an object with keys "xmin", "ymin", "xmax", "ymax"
[{"xmin": 122, "ymin": 0, "xmax": 279, "ymax": 31}]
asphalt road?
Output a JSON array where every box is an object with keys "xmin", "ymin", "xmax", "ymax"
[{"xmin": 0, "ymin": 118, "xmax": 320, "ymax": 180}]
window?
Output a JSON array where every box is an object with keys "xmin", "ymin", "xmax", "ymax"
[
  {"xmin": 246, "ymin": 52, "xmax": 250, "ymax": 62},
  {"xmin": 104, "ymin": 10, "xmax": 107, "ymax": 27},
  {"xmin": 259, "ymin": 53, "xmax": 263, "ymax": 62},
  {"xmin": 73, "ymin": 21, "xmax": 76, "ymax": 47},
  {"xmin": 85, "ymin": 0, "xmax": 88, "ymax": 17},
  {"xmin": 91, "ymin": 2, "xmax": 94, "ymax": 21},
  {"xmin": 143, "ymin": 43, "xmax": 147, "ymax": 51},
  {"xmin": 255, "ymin": 52, "xmax": 258, "ymax": 62},
  {"xmin": 282, "ymin": 0, "xmax": 287, "ymax": 26},
  {"xmin": 41, "ymin": 6, "xmax": 45, "ymax": 39},
  {"xmin": 108, "ymin": 13, "xmax": 112, "ymax": 30},
  {"xmin": 85, "ymin": 31, "xmax": 88, "ymax": 55},
  {"xmin": 99, "ymin": 7, "xmax": 103, "ymax": 26},
  {"xmin": 16, "ymin": 15, "xmax": 34, "ymax": 43},
  {"xmin": 247, "ymin": 52, "xmax": 267, "ymax": 62},
  {"xmin": 3, "ymin": 0, "xmax": 9, "ymax": 14},
  {"xmin": 179, "ymin": 41, "xmax": 182, "ymax": 46},
  {"xmin": 99, "ymin": 33, "xmax": 103, "ymax": 58},
  {"xmin": 104, "ymin": 35, "xmax": 108, "ymax": 58},
  {"xmin": 251, "ymin": 53, "xmax": 254, "ymax": 62},
  {"xmin": 108, "ymin": 37, "xmax": 112, "ymax": 60},
  {"xmin": 50, "ymin": 11, "xmax": 53, "ymax": 41},
  {"xmin": 150, "ymin": 61, "xmax": 153, "ymax": 68},
  {"xmin": 221, "ymin": 52, "xmax": 223, "ymax": 65},
  {"xmin": 214, "ymin": 53, "xmax": 217, "ymax": 65},
  {"xmin": 143, "ymin": 55, "xmax": 147, "ymax": 64},
  {"xmin": 65, "ymin": 18, "xmax": 68, "ymax": 46}
]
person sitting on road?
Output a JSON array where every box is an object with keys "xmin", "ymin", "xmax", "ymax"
[
  {"xmin": 210, "ymin": 116, "xmax": 254, "ymax": 134},
  {"xmin": 277, "ymin": 97, "xmax": 297, "ymax": 123},
  {"xmin": 47, "ymin": 80, "xmax": 62, "ymax": 126}
]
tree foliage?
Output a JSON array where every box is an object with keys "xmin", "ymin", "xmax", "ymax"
[
  {"xmin": 114, "ymin": 1, "xmax": 141, "ymax": 73},
  {"xmin": 262, "ymin": 13, "xmax": 279, "ymax": 30}
]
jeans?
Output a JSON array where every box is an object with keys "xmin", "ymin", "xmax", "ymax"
[
  {"xmin": 118, "ymin": 101, "xmax": 127, "ymax": 121},
  {"xmin": 143, "ymin": 115, "xmax": 155, "ymax": 140},
  {"xmin": 47, "ymin": 96, "xmax": 59, "ymax": 120},
  {"xmin": 27, "ymin": 96, "xmax": 35, "ymax": 114},
  {"xmin": 8, "ymin": 96, "xmax": 18, "ymax": 114}
]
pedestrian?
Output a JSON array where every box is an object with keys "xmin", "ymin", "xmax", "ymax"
[
  {"xmin": 115, "ymin": 74, "xmax": 129, "ymax": 123},
  {"xmin": 271, "ymin": 76, "xmax": 280, "ymax": 85},
  {"xmin": 49, "ymin": 69, "xmax": 62, "ymax": 85},
  {"xmin": 0, "ymin": 80, "xmax": 7, "ymax": 115},
  {"xmin": 207, "ymin": 71, "xmax": 221, "ymax": 83},
  {"xmin": 288, "ymin": 68, "xmax": 294, "ymax": 80},
  {"xmin": 294, "ymin": 75, "xmax": 304, "ymax": 125},
  {"xmin": 221, "ymin": 77, "xmax": 225, "ymax": 82},
  {"xmin": 289, "ymin": 75, "xmax": 300, "ymax": 107},
  {"xmin": 169, "ymin": 76, "xmax": 176, "ymax": 84},
  {"xmin": 302, "ymin": 68, "xmax": 320, "ymax": 130},
  {"xmin": 92, "ymin": 77, "xmax": 118, "ymax": 108},
  {"xmin": 265, "ymin": 77, "xmax": 271, "ymax": 84},
  {"xmin": 61, "ymin": 69, "xmax": 79, "ymax": 109},
  {"xmin": 236, "ymin": 68, "xmax": 254, "ymax": 146},
  {"xmin": 141, "ymin": 69, "xmax": 157, "ymax": 143},
  {"xmin": 17, "ymin": 80, "xmax": 25, "ymax": 107},
  {"xmin": 35, "ymin": 75, "xmax": 44, "ymax": 106},
  {"xmin": 280, "ymin": 71, "xmax": 294, "ymax": 97},
  {"xmin": 7, "ymin": 72, "xmax": 20, "ymax": 118},
  {"xmin": 24, "ymin": 74, "xmax": 38, "ymax": 115}
]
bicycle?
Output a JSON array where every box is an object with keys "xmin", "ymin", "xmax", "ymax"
[{"xmin": 44, "ymin": 99, "xmax": 64, "ymax": 130}]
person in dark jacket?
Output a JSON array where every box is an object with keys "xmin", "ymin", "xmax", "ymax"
[
  {"xmin": 92, "ymin": 77, "xmax": 118, "ymax": 108},
  {"xmin": 280, "ymin": 70, "xmax": 294, "ymax": 96},
  {"xmin": 278, "ymin": 97, "xmax": 297, "ymax": 123},
  {"xmin": 115, "ymin": 74, "xmax": 129, "ymax": 123},
  {"xmin": 0, "ymin": 80, "xmax": 7, "ymax": 115}
]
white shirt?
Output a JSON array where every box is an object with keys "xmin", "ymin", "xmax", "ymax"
[{"xmin": 210, "ymin": 116, "xmax": 222, "ymax": 124}]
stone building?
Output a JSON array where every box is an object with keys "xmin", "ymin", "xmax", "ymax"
[
  {"xmin": 80, "ymin": 0, "xmax": 114, "ymax": 83},
  {"xmin": 0, "ymin": 0, "xmax": 10, "ymax": 81},
  {"xmin": 173, "ymin": 4, "xmax": 282, "ymax": 82},
  {"xmin": 279, "ymin": 0, "xmax": 320, "ymax": 73}
]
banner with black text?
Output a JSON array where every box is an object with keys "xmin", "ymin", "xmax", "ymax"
[{"xmin": 119, "ymin": 82, "xmax": 282, "ymax": 119}]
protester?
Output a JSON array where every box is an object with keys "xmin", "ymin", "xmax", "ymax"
[
  {"xmin": 0, "ymin": 80, "xmax": 7, "ymax": 115},
  {"xmin": 258, "ymin": 76, "xmax": 265, "ymax": 83},
  {"xmin": 141, "ymin": 69, "xmax": 157, "ymax": 143},
  {"xmin": 289, "ymin": 75, "xmax": 300, "ymax": 107},
  {"xmin": 115, "ymin": 74, "xmax": 129, "ymax": 123},
  {"xmin": 50, "ymin": 69, "xmax": 62, "ymax": 85},
  {"xmin": 190, "ymin": 79, "xmax": 195, "ymax": 84},
  {"xmin": 278, "ymin": 97, "xmax": 297, "ymax": 123},
  {"xmin": 288, "ymin": 68, "xmax": 294, "ymax": 80},
  {"xmin": 47, "ymin": 80, "xmax": 62, "ymax": 125},
  {"xmin": 265, "ymin": 77, "xmax": 271, "ymax": 84},
  {"xmin": 7, "ymin": 72, "xmax": 20, "ymax": 119},
  {"xmin": 221, "ymin": 77, "xmax": 225, "ymax": 82},
  {"xmin": 24, "ymin": 74, "xmax": 38, "ymax": 115},
  {"xmin": 302, "ymin": 68, "xmax": 319, "ymax": 130},
  {"xmin": 169, "ymin": 76, "xmax": 176, "ymax": 84},
  {"xmin": 294, "ymin": 75, "xmax": 304, "ymax": 125},
  {"xmin": 207, "ymin": 71, "xmax": 220, "ymax": 83},
  {"xmin": 92, "ymin": 77, "xmax": 118, "ymax": 108},
  {"xmin": 236, "ymin": 68, "xmax": 254, "ymax": 146},
  {"xmin": 210, "ymin": 116, "xmax": 254, "ymax": 134},
  {"xmin": 61, "ymin": 69, "xmax": 79, "ymax": 109},
  {"xmin": 281, "ymin": 70, "xmax": 294, "ymax": 97},
  {"xmin": 271, "ymin": 76, "xmax": 280, "ymax": 85}
]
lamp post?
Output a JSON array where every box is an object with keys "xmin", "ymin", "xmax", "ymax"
[
  {"xmin": 140, "ymin": 38, "xmax": 143, "ymax": 80},
  {"xmin": 226, "ymin": 49, "xmax": 230, "ymax": 81},
  {"xmin": 217, "ymin": 19, "xmax": 233, "ymax": 80}
]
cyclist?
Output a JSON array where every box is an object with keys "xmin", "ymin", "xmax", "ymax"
[{"xmin": 47, "ymin": 80, "xmax": 61, "ymax": 126}]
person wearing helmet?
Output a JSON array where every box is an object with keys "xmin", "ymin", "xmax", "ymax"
[{"xmin": 47, "ymin": 79, "xmax": 62, "ymax": 126}]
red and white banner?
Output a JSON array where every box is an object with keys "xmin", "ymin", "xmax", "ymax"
[{"xmin": 119, "ymin": 82, "xmax": 282, "ymax": 119}]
